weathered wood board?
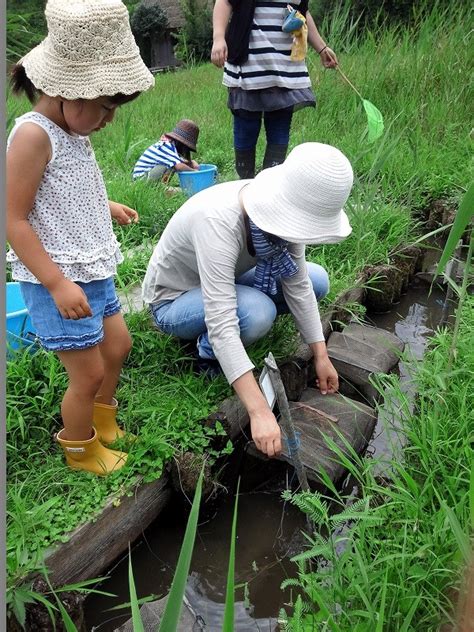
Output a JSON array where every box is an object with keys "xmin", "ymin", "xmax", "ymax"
[{"xmin": 43, "ymin": 475, "xmax": 171, "ymax": 585}]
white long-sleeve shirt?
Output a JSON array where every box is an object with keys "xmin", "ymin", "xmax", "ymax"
[{"xmin": 142, "ymin": 180, "xmax": 324, "ymax": 383}]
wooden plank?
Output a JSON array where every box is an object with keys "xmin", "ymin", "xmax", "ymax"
[{"xmin": 43, "ymin": 475, "xmax": 171, "ymax": 585}]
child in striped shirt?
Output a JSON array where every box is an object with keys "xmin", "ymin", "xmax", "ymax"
[{"xmin": 132, "ymin": 118, "xmax": 200, "ymax": 182}]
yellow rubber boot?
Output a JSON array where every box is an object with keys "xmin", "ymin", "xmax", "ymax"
[
  {"xmin": 57, "ymin": 428, "xmax": 127, "ymax": 476},
  {"xmin": 93, "ymin": 398, "xmax": 130, "ymax": 445}
]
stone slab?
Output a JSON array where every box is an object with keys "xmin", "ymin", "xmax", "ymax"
[
  {"xmin": 117, "ymin": 284, "xmax": 145, "ymax": 314},
  {"xmin": 327, "ymin": 323, "xmax": 404, "ymax": 403},
  {"xmin": 248, "ymin": 389, "xmax": 376, "ymax": 486},
  {"xmin": 115, "ymin": 596, "xmax": 199, "ymax": 632}
]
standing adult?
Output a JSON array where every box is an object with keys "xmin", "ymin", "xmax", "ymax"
[
  {"xmin": 211, "ymin": 0, "xmax": 338, "ymax": 179},
  {"xmin": 142, "ymin": 143, "xmax": 353, "ymax": 458}
]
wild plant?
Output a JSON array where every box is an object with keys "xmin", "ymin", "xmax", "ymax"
[{"xmin": 280, "ymin": 295, "xmax": 474, "ymax": 630}]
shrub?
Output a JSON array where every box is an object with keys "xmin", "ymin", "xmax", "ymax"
[
  {"xmin": 174, "ymin": 0, "xmax": 213, "ymax": 66},
  {"xmin": 130, "ymin": 2, "xmax": 169, "ymax": 66}
]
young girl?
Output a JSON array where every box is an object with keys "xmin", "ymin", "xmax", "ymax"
[
  {"xmin": 6, "ymin": 0, "xmax": 154, "ymax": 475},
  {"xmin": 132, "ymin": 119, "xmax": 200, "ymax": 182}
]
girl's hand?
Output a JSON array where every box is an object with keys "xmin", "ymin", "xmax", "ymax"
[
  {"xmin": 109, "ymin": 200, "xmax": 139, "ymax": 225},
  {"xmin": 315, "ymin": 355, "xmax": 339, "ymax": 394},
  {"xmin": 50, "ymin": 279, "xmax": 92, "ymax": 320},
  {"xmin": 319, "ymin": 46, "xmax": 338, "ymax": 69},
  {"xmin": 211, "ymin": 37, "xmax": 228, "ymax": 67},
  {"xmin": 191, "ymin": 160, "xmax": 199, "ymax": 169}
]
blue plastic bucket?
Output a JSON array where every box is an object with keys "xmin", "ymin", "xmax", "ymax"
[
  {"xmin": 178, "ymin": 164, "xmax": 218, "ymax": 198},
  {"xmin": 6, "ymin": 282, "xmax": 38, "ymax": 353}
]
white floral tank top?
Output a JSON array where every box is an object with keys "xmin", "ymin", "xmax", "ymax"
[{"xmin": 6, "ymin": 111, "xmax": 123, "ymax": 283}]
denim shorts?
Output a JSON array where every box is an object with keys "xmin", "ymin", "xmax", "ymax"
[{"xmin": 20, "ymin": 277, "xmax": 121, "ymax": 352}]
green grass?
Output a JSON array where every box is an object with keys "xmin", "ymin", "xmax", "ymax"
[
  {"xmin": 281, "ymin": 294, "xmax": 474, "ymax": 631},
  {"xmin": 6, "ymin": 0, "xmax": 473, "ymax": 596}
]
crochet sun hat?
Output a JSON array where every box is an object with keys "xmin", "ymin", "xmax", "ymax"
[
  {"xmin": 242, "ymin": 143, "xmax": 353, "ymax": 245},
  {"xmin": 166, "ymin": 119, "xmax": 200, "ymax": 152},
  {"xmin": 20, "ymin": 0, "xmax": 154, "ymax": 100}
]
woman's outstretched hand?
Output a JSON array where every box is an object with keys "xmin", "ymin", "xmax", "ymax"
[
  {"xmin": 315, "ymin": 355, "xmax": 339, "ymax": 394},
  {"xmin": 250, "ymin": 408, "xmax": 282, "ymax": 458},
  {"xmin": 320, "ymin": 46, "xmax": 338, "ymax": 69},
  {"xmin": 211, "ymin": 37, "xmax": 228, "ymax": 67}
]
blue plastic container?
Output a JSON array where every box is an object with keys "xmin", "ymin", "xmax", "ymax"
[
  {"xmin": 6, "ymin": 282, "xmax": 37, "ymax": 353},
  {"xmin": 178, "ymin": 164, "xmax": 218, "ymax": 198}
]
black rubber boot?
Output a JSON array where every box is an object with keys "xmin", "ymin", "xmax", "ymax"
[
  {"xmin": 262, "ymin": 143, "xmax": 288, "ymax": 170},
  {"xmin": 235, "ymin": 148, "xmax": 256, "ymax": 180}
]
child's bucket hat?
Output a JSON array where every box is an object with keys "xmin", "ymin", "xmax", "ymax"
[
  {"xmin": 166, "ymin": 119, "xmax": 200, "ymax": 152},
  {"xmin": 20, "ymin": 0, "xmax": 154, "ymax": 100},
  {"xmin": 242, "ymin": 143, "xmax": 353, "ymax": 244}
]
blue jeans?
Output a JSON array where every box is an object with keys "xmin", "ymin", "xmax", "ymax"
[
  {"xmin": 150, "ymin": 262, "xmax": 329, "ymax": 360},
  {"xmin": 233, "ymin": 108, "xmax": 294, "ymax": 151}
]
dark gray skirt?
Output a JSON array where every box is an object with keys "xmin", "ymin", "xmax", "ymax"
[{"xmin": 227, "ymin": 86, "xmax": 316, "ymax": 114}]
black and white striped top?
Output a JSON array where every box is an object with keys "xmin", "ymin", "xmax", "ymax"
[{"xmin": 223, "ymin": 0, "xmax": 311, "ymax": 91}]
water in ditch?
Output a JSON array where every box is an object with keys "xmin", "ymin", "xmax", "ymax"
[{"xmin": 84, "ymin": 276, "xmax": 449, "ymax": 631}]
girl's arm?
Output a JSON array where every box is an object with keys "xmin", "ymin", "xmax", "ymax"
[
  {"xmin": 173, "ymin": 161, "xmax": 198, "ymax": 172},
  {"xmin": 306, "ymin": 11, "xmax": 338, "ymax": 68},
  {"xmin": 211, "ymin": 0, "xmax": 232, "ymax": 67},
  {"xmin": 109, "ymin": 200, "xmax": 139, "ymax": 225},
  {"xmin": 7, "ymin": 124, "xmax": 91, "ymax": 319}
]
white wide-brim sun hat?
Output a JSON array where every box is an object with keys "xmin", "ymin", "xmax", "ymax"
[
  {"xmin": 242, "ymin": 142, "xmax": 354, "ymax": 244},
  {"xmin": 21, "ymin": 0, "xmax": 154, "ymax": 100}
]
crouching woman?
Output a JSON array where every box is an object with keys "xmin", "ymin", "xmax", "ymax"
[{"xmin": 142, "ymin": 143, "xmax": 354, "ymax": 458}]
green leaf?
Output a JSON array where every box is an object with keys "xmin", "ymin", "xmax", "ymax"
[
  {"xmin": 55, "ymin": 599, "xmax": 79, "ymax": 632},
  {"xmin": 436, "ymin": 182, "xmax": 474, "ymax": 276},
  {"xmin": 223, "ymin": 478, "xmax": 240, "ymax": 632},
  {"xmin": 128, "ymin": 547, "xmax": 145, "ymax": 632},
  {"xmin": 376, "ymin": 568, "xmax": 388, "ymax": 632},
  {"xmin": 441, "ymin": 500, "xmax": 470, "ymax": 563},
  {"xmin": 470, "ymin": 459, "xmax": 474, "ymax": 531},
  {"xmin": 363, "ymin": 99, "xmax": 384, "ymax": 143},
  {"xmin": 106, "ymin": 594, "xmax": 157, "ymax": 611},
  {"xmin": 159, "ymin": 463, "xmax": 205, "ymax": 631}
]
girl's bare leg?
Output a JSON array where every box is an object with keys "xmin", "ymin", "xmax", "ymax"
[
  {"xmin": 56, "ymin": 345, "xmax": 104, "ymax": 441},
  {"xmin": 95, "ymin": 313, "xmax": 132, "ymax": 405}
]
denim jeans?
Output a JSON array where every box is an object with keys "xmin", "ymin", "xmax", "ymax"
[
  {"xmin": 151, "ymin": 262, "xmax": 329, "ymax": 360},
  {"xmin": 233, "ymin": 108, "xmax": 294, "ymax": 151}
]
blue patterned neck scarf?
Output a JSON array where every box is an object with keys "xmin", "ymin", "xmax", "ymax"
[{"xmin": 249, "ymin": 218, "xmax": 299, "ymax": 295}]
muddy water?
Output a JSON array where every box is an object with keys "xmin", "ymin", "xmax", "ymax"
[
  {"xmin": 85, "ymin": 459, "xmax": 308, "ymax": 631},
  {"xmin": 85, "ymin": 277, "xmax": 449, "ymax": 631},
  {"xmin": 368, "ymin": 277, "xmax": 449, "ymax": 463}
]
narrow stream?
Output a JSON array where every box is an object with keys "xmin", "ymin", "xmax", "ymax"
[{"xmin": 84, "ymin": 276, "xmax": 449, "ymax": 631}]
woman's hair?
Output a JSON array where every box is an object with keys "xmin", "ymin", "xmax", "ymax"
[
  {"xmin": 173, "ymin": 139, "xmax": 191, "ymax": 161},
  {"xmin": 10, "ymin": 64, "xmax": 140, "ymax": 106}
]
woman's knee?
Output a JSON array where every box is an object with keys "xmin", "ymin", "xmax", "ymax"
[
  {"xmin": 307, "ymin": 263, "xmax": 330, "ymax": 299},
  {"xmin": 233, "ymin": 112, "xmax": 262, "ymax": 150},
  {"xmin": 237, "ymin": 288, "xmax": 277, "ymax": 345}
]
